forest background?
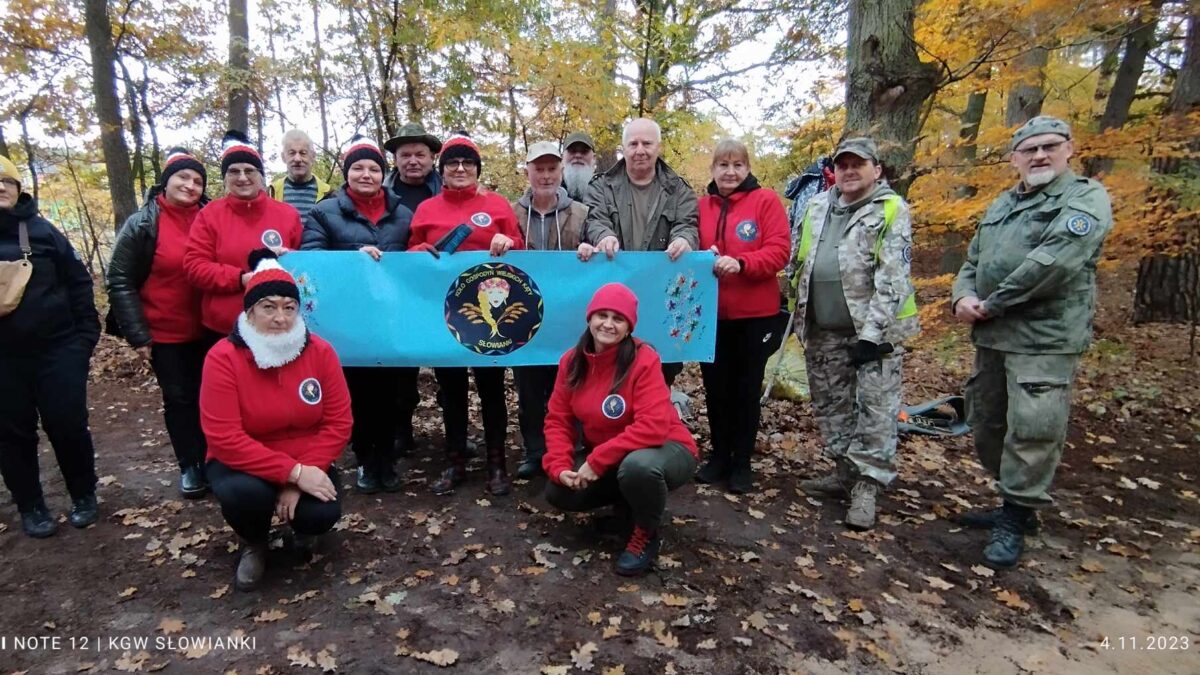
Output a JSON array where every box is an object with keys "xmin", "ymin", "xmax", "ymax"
[{"xmin": 1, "ymin": 0, "xmax": 1198, "ymax": 323}]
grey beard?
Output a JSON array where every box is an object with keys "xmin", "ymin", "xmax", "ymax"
[
  {"xmin": 563, "ymin": 164, "xmax": 595, "ymax": 199},
  {"xmin": 237, "ymin": 313, "xmax": 308, "ymax": 369},
  {"xmin": 1025, "ymin": 168, "xmax": 1058, "ymax": 187}
]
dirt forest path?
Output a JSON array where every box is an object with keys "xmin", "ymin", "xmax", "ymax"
[{"xmin": 0, "ymin": 263, "xmax": 1197, "ymax": 674}]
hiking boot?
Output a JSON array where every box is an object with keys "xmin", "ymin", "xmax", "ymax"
[
  {"xmin": 957, "ymin": 506, "xmax": 1040, "ymax": 534},
  {"xmin": 180, "ymin": 465, "xmax": 208, "ymax": 499},
  {"xmin": 379, "ymin": 462, "xmax": 403, "ymax": 493},
  {"xmin": 845, "ymin": 480, "xmax": 879, "ymax": 531},
  {"xmin": 728, "ymin": 455, "xmax": 754, "ymax": 495},
  {"xmin": 798, "ymin": 472, "xmax": 849, "ymax": 499},
  {"xmin": 515, "ymin": 450, "xmax": 544, "ymax": 479},
  {"xmin": 292, "ymin": 531, "xmax": 318, "ymax": 560},
  {"xmin": 19, "ymin": 500, "xmax": 56, "ymax": 539},
  {"xmin": 615, "ymin": 525, "xmax": 660, "ymax": 576},
  {"xmin": 983, "ymin": 502, "xmax": 1030, "ymax": 569},
  {"xmin": 235, "ymin": 540, "xmax": 267, "ymax": 591},
  {"xmin": 485, "ymin": 447, "xmax": 511, "ymax": 496},
  {"xmin": 431, "ymin": 451, "xmax": 467, "ymax": 496},
  {"xmin": 355, "ymin": 466, "xmax": 381, "ymax": 494},
  {"xmin": 694, "ymin": 454, "xmax": 730, "ymax": 485},
  {"xmin": 68, "ymin": 494, "xmax": 99, "ymax": 529}
]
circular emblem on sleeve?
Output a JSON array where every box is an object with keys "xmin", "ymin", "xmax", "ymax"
[
  {"xmin": 298, "ymin": 377, "xmax": 322, "ymax": 405},
  {"xmin": 445, "ymin": 263, "xmax": 543, "ymax": 356},
  {"xmin": 1065, "ymin": 214, "xmax": 1093, "ymax": 236},
  {"xmin": 601, "ymin": 394, "xmax": 626, "ymax": 419},
  {"xmin": 470, "ymin": 212, "xmax": 493, "ymax": 227},
  {"xmin": 261, "ymin": 229, "xmax": 284, "ymax": 247},
  {"xmin": 735, "ymin": 219, "xmax": 759, "ymax": 242},
  {"xmin": 902, "ymin": 245, "xmax": 912, "ymax": 263}
]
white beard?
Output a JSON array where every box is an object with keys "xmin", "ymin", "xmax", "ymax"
[
  {"xmin": 1024, "ymin": 168, "xmax": 1058, "ymax": 187},
  {"xmin": 236, "ymin": 313, "xmax": 308, "ymax": 369},
  {"xmin": 563, "ymin": 164, "xmax": 595, "ymax": 199}
]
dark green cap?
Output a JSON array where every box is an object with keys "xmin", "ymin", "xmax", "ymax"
[
  {"xmin": 833, "ymin": 137, "xmax": 878, "ymax": 162},
  {"xmin": 384, "ymin": 123, "xmax": 442, "ymax": 154},
  {"xmin": 563, "ymin": 131, "xmax": 595, "ymax": 152},
  {"xmin": 1011, "ymin": 116, "xmax": 1072, "ymax": 151}
]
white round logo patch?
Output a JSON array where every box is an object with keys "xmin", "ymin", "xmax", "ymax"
[
  {"xmin": 470, "ymin": 212, "xmax": 493, "ymax": 227},
  {"xmin": 298, "ymin": 377, "xmax": 322, "ymax": 405},
  {"xmin": 1065, "ymin": 214, "xmax": 1092, "ymax": 236},
  {"xmin": 601, "ymin": 394, "xmax": 626, "ymax": 419},
  {"xmin": 261, "ymin": 229, "xmax": 284, "ymax": 247}
]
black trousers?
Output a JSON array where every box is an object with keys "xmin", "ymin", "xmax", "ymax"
[
  {"xmin": 150, "ymin": 340, "xmax": 207, "ymax": 470},
  {"xmin": 662, "ymin": 362, "xmax": 684, "ymax": 387},
  {"xmin": 394, "ymin": 367, "xmax": 420, "ymax": 451},
  {"xmin": 699, "ymin": 314, "xmax": 787, "ymax": 461},
  {"xmin": 0, "ymin": 337, "xmax": 98, "ymax": 510},
  {"xmin": 433, "ymin": 367, "xmax": 508, "ymax": 453},
  {"xmin": 344, "ymin": 367, "xmax": 403, "ymax": 471},
  {"xmin": 207, "ymin": 459, "xmax": 341, "ymax": 543},
  {"xmin": 515, "ymin": 365, "xmax": 557, "ymax": 457}
]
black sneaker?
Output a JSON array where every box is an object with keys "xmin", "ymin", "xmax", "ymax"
[
  {"xmin": 180, "ymin": 465, "xmax": 209, "ymax": 499},
  {"xmin": 379, "ymin": 462, "xmax": 403, "ymax": 493},
  {"xmin": 356, "ymin": 466, "xmax": 382, "ymax": 494},
  {"xmin": 19, "ymin": 501, "xmax": 57, "ymax": 538},
  {"xmin": 983, "ymin": 503, "xmax": 1030, "ymax": 569},
  {"xmin": 515, "ymin": 453, "xmax": 544, "ymax": 479},
  {"xmin": 957, "ymin": 506, "xmax": 1040, "ymax": 534},
  {"xmin": 615, "ymin": 525, "xmax": 660, "ymax": 576},
  {"xmin": 727, "ymin": 462, "xmax": 754, "ymax": 495},
  {"xmin": 68, "ymin": 494, "xmax": 99, "ymax": 529}
]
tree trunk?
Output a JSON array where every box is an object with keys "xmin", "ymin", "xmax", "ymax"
[
  {"xmin": 1005, "ymin": 46, "xmax": 1048, "ymax": 126},
  {"xmin": 311, "ymin": 0, "xmax": 331, "ymax": 158},
  {"xmin": 844, "ymin": 0, "xmax": 940, "ymax": 196},
  {"xmin": 1085, "ymin": 0, "xmax": 1164, "ymax": 177},
  {"xmin": 264, "ymin": 9, "xmax": 289, "ymax": 137},
  {"xmin": 18, "ymin": 110, "xmax": 38, "ymax": 202},
  {"xmin": 227, "ymin": 0, "xmax": 250, "ymax": 133},
  {"xmin": 942, "ymin": 82, "xmax": 989, "ymax": 273},
  {"xmin": 84, "ymin": 0, "xmax": 137, "ymax": 230},
  {"xmin": 1135, "ymin": 10, "xmax": 1200, "ymax": 330},
  {"xmin": 0, "ymin": 126, "xmax": 9, "ymax": 158},
  {"xmin": 137, "ymin": 68, "xmax": 162, "ymax": 184},
  {"xmin": 118, "ymin": 59, "xmax": 147, "ymax": 199}
]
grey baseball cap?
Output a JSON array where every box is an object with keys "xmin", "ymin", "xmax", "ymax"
[
  {"xmin": 833, "ymin": 137, "xmax": 879, "ymax": 162},
  {"xmin": 563, "ymin": 131, "xmax": 596, "ymax": 151},
  {"xmin": 1011, "ymin": 116, "xmax": 1072, "ymax": 151},
  {"xmin": 525, "ymin": 141, "xmax": 562, "ymax": 162}
]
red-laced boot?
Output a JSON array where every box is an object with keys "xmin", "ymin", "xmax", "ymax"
[{"xmin": 615, "ymin": 525, "xmax": 660, "ymax": 576}]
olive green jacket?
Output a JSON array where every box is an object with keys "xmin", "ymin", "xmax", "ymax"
[
  {"xmin": 952, "ymin": 170, "xmax": 1112, "ymax": 354},
  {"xmin": 581, "ymin": 158, "xmax": 699, "ymax": 251}
]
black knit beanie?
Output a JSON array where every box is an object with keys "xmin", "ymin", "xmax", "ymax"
[{"xmin": 158, "ymin": 147, "xmax": 207, "ymax": 192}]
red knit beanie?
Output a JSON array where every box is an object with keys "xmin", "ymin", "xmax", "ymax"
[
  {"xmin": 586, "ymin": 283, "xmax": 639, "ymax": 330},
  {"xmin": 243, "ymin": 249, "xmax": 299, "ymax": 310}
]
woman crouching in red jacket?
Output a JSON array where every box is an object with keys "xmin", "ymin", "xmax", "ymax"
[
  {"xmin": 542, "ymin": 283, "xmax": 698, "ymax": 576},
  {"xmin": 200, "ymin": 250, "xmax": 352, "ymax": 591}
]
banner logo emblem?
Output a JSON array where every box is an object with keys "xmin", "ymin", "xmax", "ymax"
[
  {"xmin": 261, "ymin": 229, "xmax": 283, "ymax": 247},
  {"xmin": 445, "ymin": 263, "xmax": 543, "ymax": 355}
]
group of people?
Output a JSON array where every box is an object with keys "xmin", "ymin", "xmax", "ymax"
[{"xmin": 0, "ymin": 112, "xmax": 1110, "ymax": 591}]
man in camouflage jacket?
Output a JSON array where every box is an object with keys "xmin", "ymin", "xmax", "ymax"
[
  {"xmin": 790, "ymin": 137, "xmax": 919, "ymax": 531},
  {"xmin": 952, "ymin": 116, "xmax": 1112, "ymax": 569}
]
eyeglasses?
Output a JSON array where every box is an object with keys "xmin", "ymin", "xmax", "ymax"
[
  {"xmin": 444, "ymin": 159, "xmax": 478, "ymax": 170},
  {"xmin": 1014, "ymin": 140, "xmax": 1067, "ymax": 158},
  {"xmin": 226, "ymin": 167, "xmax": 260, "ymax": 178},
  {"xmin": 0, "ymin": 178, "xmax": 19, "ymax": 189}
]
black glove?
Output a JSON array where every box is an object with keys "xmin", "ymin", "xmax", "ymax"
[{"xmin": 848, "ymin": 339, "xmax": 894, "ymax": 366}]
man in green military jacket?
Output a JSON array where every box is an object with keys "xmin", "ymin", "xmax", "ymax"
[{"xmin": 952, "ymin": 116, "xmax": 1112, "ymax": 569}]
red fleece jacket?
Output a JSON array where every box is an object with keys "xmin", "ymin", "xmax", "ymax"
[
  {"xmin": 201, "ymin": 333, "xmax": 352, "ymax": 484},
  {"xmin": 141, "ymin": 195, "xmax": 203, "ymax": 343},
  {"xmin": 543, "ymin": 339, "xmax": 697, "ymax": 482},
  {"xmin": 698, "ymin": 186, "xmax": 790, "ymax": 319},
  {"xmin": 184, "ymin": 191, "xmax": 303, "ymax": 333},
  {"xmin": 409, "ymin": 184, "xmax": 525, "ymax": 251}
]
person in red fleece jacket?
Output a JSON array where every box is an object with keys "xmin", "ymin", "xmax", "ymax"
[
  {"xmin": 200, "ymin": 249, "xmax": 352, "ymax": 592},
  {"xmin": 185, "ymin": 130, "xmax": 302, "ymax": 341},
  {"xmin": 408, "ymin": 134, "xmax": 526, "ymax": 497},
  {"xmin": 107, "ymin": 148, "xmax": 212, "ymax": 499},
  {"xmin": 695, "ymin": 140, "xmax": 790, "ymax": 494},
  {"xmin": 542, "ymin": 283, "xmax": 698, "ymax": 577}
]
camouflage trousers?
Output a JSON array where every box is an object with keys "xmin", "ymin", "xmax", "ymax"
[
  {"xmin": 804, "ymin": 327, "xmax": 903, "ymax": 486},
  {"xmin": 965, "ymin": 347, "xmax": 1080, "ymax": 508}
]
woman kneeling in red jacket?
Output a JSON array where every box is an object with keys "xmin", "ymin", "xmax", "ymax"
[
  {"xmin": 543, "ymin": 283, "xmax": 698, "ymax": 576},
  {"xmin": 200, "ymin": 250, "xmax": 353, "ymax": 591}
]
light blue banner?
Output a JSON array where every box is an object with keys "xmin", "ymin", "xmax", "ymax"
[{"xmin": 281, "ymin": 251, "xmax": 717, "ymax": 367}]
